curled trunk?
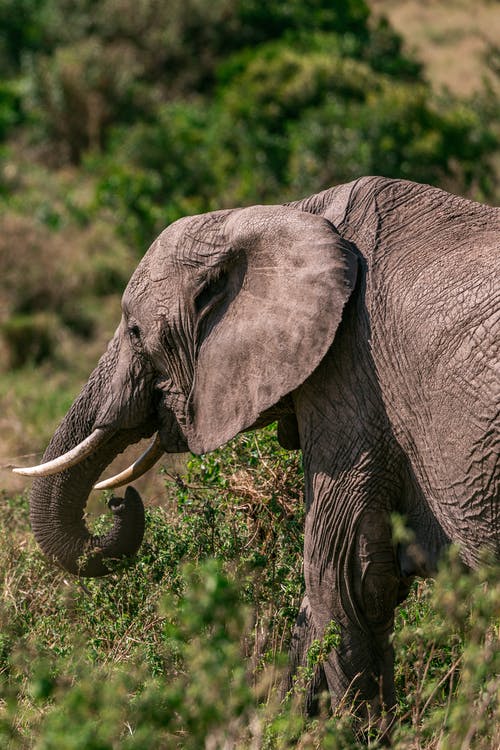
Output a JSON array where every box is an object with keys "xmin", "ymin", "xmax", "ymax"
[
  {"xmin": 30, "ymin": 430, "xmax": 148, "ymax": 577},
  {"xmin": 29, "ymin": 346, "xmax": 154, "ymax": 577}
]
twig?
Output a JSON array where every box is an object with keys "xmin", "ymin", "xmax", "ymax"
[
  {"xmin": 421, "ymin": 654, "xmax": 463, "ymax": 717},
  {"xmin": 0, "ymin": 452, "xmax": 44, "ymax": 470}
]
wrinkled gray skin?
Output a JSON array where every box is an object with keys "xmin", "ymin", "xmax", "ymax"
[{"xmin": 29, "ymin": 177, "xmax": 499, "ymax": 726}]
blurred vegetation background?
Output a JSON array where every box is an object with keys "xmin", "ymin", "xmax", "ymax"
[
  {"xmin": 0, "ymin": 0, "xmax": 499, "ymax": 474},
  {"xmin": 0, "ymin": 1, "xmax": 499, "ymax": 747}
]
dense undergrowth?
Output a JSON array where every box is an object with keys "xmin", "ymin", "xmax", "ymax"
[{"xmin": 0, "ymin": 429, "xmax": 498, "ymax": 749}]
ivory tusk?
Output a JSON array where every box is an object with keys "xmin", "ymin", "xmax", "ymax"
[
  {"xmin": 12, "ymin": 428, "xmax": 108, "ymax": 477},
  {"xmin": 93, "ymin": 434, "xmax": 164, "ymax": 491}
]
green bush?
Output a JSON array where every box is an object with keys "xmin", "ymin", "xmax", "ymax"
[
  {"xmin": 94, "ymin": 102, "xmax": 219, "ymax": 247},
  {"xmin": 26, "ymin": 38, "xmax": 145, "ymax": 163},
  {"xmin": 0, "ymin": 0, "xmax": 55, "ymax": 74},
  {"xmin": 1, "ymin": 427, "xmax": 498, "ymax": 748},
  {"xmin": 0, "ymin": 81, "xmax": 21, "ymax": 142},
  {"xmin": 92, "ymin": 29, "xmax": 498, "ymax": 245},
  {"xmin": 0, "ymin": 312, "xmax": 57, "ymax": 368},
  {"xmin": 0, "ymin": 211, "xmax": 136, "ymax": 369},
  {"xmin": 393, "ymin": 550, "xmax": 499, "ymax": 749}
]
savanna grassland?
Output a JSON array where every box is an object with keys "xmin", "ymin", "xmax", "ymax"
[
  {"xmin": 0, "ymin": 1, "xmax": 499, "ymax": 747},
  {"xmin": 372, "ymin": 0, "xmax": 500, "ymax": 95}
]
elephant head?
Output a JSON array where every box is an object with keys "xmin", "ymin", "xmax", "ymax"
[{"xmin": 18, "ymin": 205, "xmax": 357, "ymax": 576}]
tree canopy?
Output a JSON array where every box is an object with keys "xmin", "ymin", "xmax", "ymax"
[{"xmin": 0, "ymin": 0, "xmax": 498, "ymax": 366}]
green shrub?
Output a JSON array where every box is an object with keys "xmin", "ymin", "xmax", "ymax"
[
  {"xmin": 0, "ymin": 211, "xmax": 136, "ymax": 369},
  {"xmin": 1, "ymin": 428, "xmax": 498, "ymax": 748},
  {"xmin": 0, "ymin": 81, "xmax": 21, "ymax": 142},
  {"xmin": 287, "ymin": 81, "xmax": 498, "ymax": 196},
  {"xmin": 0, "ymin": 312, "xmax": 57, "ymax": 368},
  {"xmin": 393, "ymin": 549, "xmax": 499, "ymax": 749},
  {"xmin": 26, "ymin": 38, "xmax": 145, "ymax": 163},
  {"xmin": 93, "ymin": 30, "xmax": 498, "ymax": 243},
  {"xmin": 0, "ymin": 0, "xmax": 55, "ymax": 74},
  {"xmin": 94, "ymin": 101, "xmax": 220, "ymax": 247}
]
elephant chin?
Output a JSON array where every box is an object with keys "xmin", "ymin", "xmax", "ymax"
[{"xmin": 29, "ymin": 424, "xmax": 153, "ymax": 577}]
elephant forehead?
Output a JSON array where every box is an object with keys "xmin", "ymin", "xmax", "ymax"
[
  {"xmin": 121, "ymin": 267, "xmax": 171, "ymax": 325},
  {"xmin": 148, "ymin": 211, "xmax": 232, "ymax": 281},
  {"xmin": 120, "ymin": 216, "xmax": 228, "ymax": 321}
]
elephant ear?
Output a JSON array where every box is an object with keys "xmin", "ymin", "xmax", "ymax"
[{"xmin": 184, "ymin": 205, "xmax": 357, "ymax": 453}]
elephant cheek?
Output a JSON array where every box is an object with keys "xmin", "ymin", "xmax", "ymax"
[{"xmin": 158, "ymin": 406, "xmax": 189, "ymax": 453}]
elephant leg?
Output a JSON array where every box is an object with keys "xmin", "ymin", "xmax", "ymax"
[
  {"xmin": 285, "ymin": 594, "xmax": 329, "ymax": 714},
  {"xmin": 305, "ymin": 505, "xmax": 400, "ymax": 732}
]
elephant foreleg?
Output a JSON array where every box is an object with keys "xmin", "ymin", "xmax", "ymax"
[
  {"xmin": 305, "ymin": 504, "xmax": 401, "ymax": 732},
  {"xmin": 285, "ymin": 594, "xmax": 329, "ymax": 714}
]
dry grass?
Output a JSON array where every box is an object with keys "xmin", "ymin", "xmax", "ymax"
[{"xmin": 370, "ymin": 0, "xmax": 500, "ymax": 94}]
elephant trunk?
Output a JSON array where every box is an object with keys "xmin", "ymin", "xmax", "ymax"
[
  {"xmin": 30, "ymin": 431, "xmax": 147, "ymax": 577},
  {"xmin": 29, "ymin": 343, "xmax": 154, "ymax": 577}
]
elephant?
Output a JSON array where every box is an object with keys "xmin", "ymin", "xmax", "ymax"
[{"xmin": 15, "ymin": 176, "xmax": 499, "ymax": 727}]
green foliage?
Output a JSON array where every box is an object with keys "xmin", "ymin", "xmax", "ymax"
[
  {"xmin": 0, "ymin": 0, "xmax": 55, "ymax": 73},
  {"xmin": 1, "ymin": 474, "xmax": 498, "ymax": 748},
  {"xmin": 19, "ymin": 562, "xmax": 253, "ymax": 750},
  {"xmin": 362, "ymin": 15, "xmax": 421, "ymax": 79},
  {"xmin": 393, "ymin": 549, "xmax": 499, "ymax": 749},
  {"xmin": 287, "ymin": 81, "xmax": 499, "ymax": 194},
  {"xmin": 26, "ymin": 37, "xmax": 146, "ymax": 163},
  {"xmin": 0, "ymin": 430, "xmax": 304, "ymax": 746},
  {"xmin": 89, "ymin": 25, "xmax": 498, "ymax": 243},
  {"xmin": 307, "ymin": 619, "xmax": 342, "ymax": 669},
  {"xmin": 16, "ymin": 0, "xmax": 375, "ymax": 164},
  {"xmin": 0, "ymin": 210, "xmax": 135, "ymax": 370},
  {"xmin": 0, "ymin": 312, "xmax": 57, "ymax": 368},
  {"xmin": 0, "ymin": 81, "xmax": 22, "ymax": 141},
  {"xmin": 0, "ymin": 366, "xmax": 81, "ymax": 450},
  {"xmin": 94, "ymin": 101, "xmax": 220, "ymax": 246}
]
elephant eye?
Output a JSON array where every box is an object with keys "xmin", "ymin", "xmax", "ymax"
[
  {"xmin": 195, "ymin": 269, "xmax": 229, "ymax": 315},
  {"xmin": 128, "ymin": 324, "xmax": 142, "ymax": 345}
]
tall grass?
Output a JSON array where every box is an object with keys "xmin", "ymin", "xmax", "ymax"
[{"xmin": 0, "ymin": 430, "xmax": 498, "ymax": 748}]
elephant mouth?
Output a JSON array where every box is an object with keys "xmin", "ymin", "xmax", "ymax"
[
  {"xmin": 13, "ymin": 408, "xmax": 189, "ymax": 490},
  {"xmin": 93, "ymin": 434, "xmax": 165, "ymax": 490},
  {"xmin": 13, "ymin": 429, "xmax": 165, "ymax": 488},
  {"xmin": 94, "ymin": 415, "xmax": 189, "ymax": 488}
]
